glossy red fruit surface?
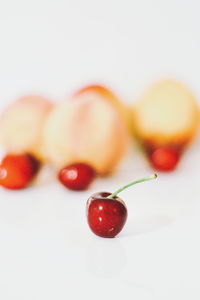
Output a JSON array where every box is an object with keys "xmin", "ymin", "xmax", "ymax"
[
  {"xmin": 58, "ymin": 163, "xmax": 96, "ymax": 191},
  {"xmin": 87, "ymin": 192, "xmax": 127, "ymax": 238},
  {"xmin": 0, "ymin": 154, "xmax": 35, "ymax": 190},
  {"xmin": 150, "ymin": 147, "xmax": 180, "ymax": 171}
]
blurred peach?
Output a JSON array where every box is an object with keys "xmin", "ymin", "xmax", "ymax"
[
  {"xmin": 132, "ymin": 79, "xmax": 199, "ymax": 149},
  {"xmin": 0, "ymin": 96, "xmax": 53, "ymax": 160},
  {"xmin": 74, "ymin": 85, "xmax": 130, "ymax": 127},
  {"xmin": 43, "ymin": 85, "xmax": 129, "ymax": 175}
]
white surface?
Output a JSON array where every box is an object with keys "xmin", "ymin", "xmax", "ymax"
[{"xmin": 0, "ymin": 1, "xmax": 200, "ymax": 299}]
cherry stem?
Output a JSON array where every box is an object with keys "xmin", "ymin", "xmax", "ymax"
[{"xmin": 107, "ymin": 173, "xmax": 157, "ymax": 199}]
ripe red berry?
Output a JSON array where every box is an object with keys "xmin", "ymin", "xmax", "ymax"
[
  {"xmin": 58, "ymin": 163, "xmax": 96, "ymax": 191},
  {"xmin": 86, "ymin": 174, "xmax": 157, "ymax": 238},
  {"xmin": 0, "ymin": 154, "xmax": 40, "ymax": 190},
  {"xmin": 150, "ymin": 147, "xmax": 180, "ymax": 171},
  {"xmin": 87, "ymin": 192, "xmax": 127, "ymax": 238},
  {"xmin": 26, "ymin": 153, "xmax": 41, "ymax": 176}
]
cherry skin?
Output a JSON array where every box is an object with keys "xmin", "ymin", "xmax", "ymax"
[
  {"xmin": 87, "ymin": 192, "xmax": 127, "ymax": 238},
  {"xmin": 25, "ymin": 153, "xmax": 41, "ymax": 176},
  {"xmin": 86, "ymin": 174, "xmax": 157, "ymax": 238},
  {"xmin": 0, "ymin": 153, "xmax": 39, "ymax": 190},
  {"xmin": 150, "ymin": 147, "xmax": 180, "ymax": 171},
  {"xmin": 58, "ymin": 163, "xmax": 96, "ymax": 191}
]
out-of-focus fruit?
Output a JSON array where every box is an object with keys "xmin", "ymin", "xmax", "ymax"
[
  {"xmin": 133, "ymin": 79, "xmax": 199, "ymax": 148},
  {"xmin": 26, "ymin": 153, "xmax": 41, "ymax": 176},
  {"xmin": 74, "ymin": 85, "xmax": 129, "ymax": 126},
  {"xmin": 132, "ymin": 80, "xmax": 199, "ymax": 170},
  {"xmin": 0, "ymin": 154, "xmax": 39, "ymax": 190},
  {"xmin": 150, "ymin": 147, "xmax": 180, "ymax": 171},
  {"xmin": 0, "ymin": 96, "xmax": 53, "ymax": 160},
  {"xmin": 58, "ymin": 162, "xmax": 96, "ymax": 191},
  {"xmin": 43, "ymin": 85, "xmax": 129, "ymax": 175}
]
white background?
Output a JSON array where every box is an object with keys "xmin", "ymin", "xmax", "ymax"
[{"xmin": 0, "ymin": 1, "xmax": 200, "ymax": 299}]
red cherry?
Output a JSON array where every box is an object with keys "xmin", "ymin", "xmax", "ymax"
[
  {"xmin": 25, "ymin": 153, "xmax": 41, "ymax": 176},
  {"xmin": 86, "ymin": 174, "xmax": 157, "ymax": 238},
  {"xmin": 150, "ymin": 147, "xmax": 180, "ymax": 171},
  {"xmin": 58, "ymin": 163, "xmax": 96, "ymax": 191},
  {"xmin": 0, "ymin": 154, "xmax": 38, "ymax": 190},
  {"xmin": 87, "ymin": 192, "xmax": 127, "ymax": 238}
]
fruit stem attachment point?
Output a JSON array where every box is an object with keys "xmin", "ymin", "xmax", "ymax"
[{"xmin": 107, "ymin": 173, "xmax": 157, "ymax": 199}]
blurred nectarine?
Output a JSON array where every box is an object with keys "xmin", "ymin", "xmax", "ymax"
[
  {"xmin": 43, "ymin": 85, "xmax": 129, "ymax": 175},
  {"xmin": 0, "ymin": 95, "xmax": 53, "ymax": 160},
  {"xmin": 133, "ymin": 79, "xmax": 199, "ymax": 148},
  {"xmin": 132, "ymin": 79, "xmax": 199, "ymax": 170}
]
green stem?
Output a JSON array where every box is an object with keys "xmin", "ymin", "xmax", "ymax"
[{"xmin": 107, "ymin": 173, "xmax": 157, "ymax": 199}]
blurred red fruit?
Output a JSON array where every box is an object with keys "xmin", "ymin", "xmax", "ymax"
[
  {"xmin": 0, "ymin": 154, "xmax": 40, "ymax": 190},
  {"xmin": 58, "ymin": 163, "xmax": 96, "ymax": 191},
  {"xmin": 150, "ymin": 147, "xmax": 180, "ymax": 171},
  {"xmin": 26, "ymin": 153, "xmax": 41, "ymax": 176}
]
